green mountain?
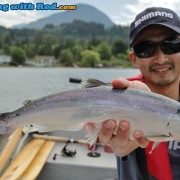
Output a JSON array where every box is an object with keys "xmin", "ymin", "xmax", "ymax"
[{"xmin": 13, "ymin": 4, "xmax": 115, "ymax": 29}]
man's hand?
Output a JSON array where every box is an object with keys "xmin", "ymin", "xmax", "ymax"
[{"xmin": 85, "ymin": 77, "xmax": 151, "ymax": 157}]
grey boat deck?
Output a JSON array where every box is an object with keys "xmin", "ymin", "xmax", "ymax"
[{"xmin": 37, "ymin": 130, "xmax": 117, "ymax": 180}]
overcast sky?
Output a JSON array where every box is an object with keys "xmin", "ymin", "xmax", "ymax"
[{"xmin": 1, "ymin": 0, "xmax": 180, "ymax": 28}]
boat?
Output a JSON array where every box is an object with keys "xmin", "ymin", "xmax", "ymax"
[
  {"xmin": 0, "ymin": 129, "xmax": 117, "ymax": 180},
  {"xmin": 38, "ymin": 130, "xmax": 117, "ymax": 180}
]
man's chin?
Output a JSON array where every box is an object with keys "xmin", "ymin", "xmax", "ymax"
[{"xmin": 153, "ymin": 78, "xmax": 176, "ymax": 86}]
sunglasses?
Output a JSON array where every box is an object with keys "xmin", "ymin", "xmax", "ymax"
[{"xmin": 132, "ymin": 38, "xmax": 180, "ymax": 58}]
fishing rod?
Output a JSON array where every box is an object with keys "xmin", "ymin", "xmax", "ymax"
[
  {"xmin": 33, "ymin": 134, "xmax": 87, "ymax": 158},
  {"xmin": 33, "ymin": 134, "xmax": 88, "ymax": 145},
  {"xmin": 69, "ymin": 77, "xmax": 82, "ymax": 83},
  {"xmin": 33, "ymin": 134, "xmax": 105, "ymax": 158}
]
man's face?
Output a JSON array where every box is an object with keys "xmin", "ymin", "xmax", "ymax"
[{"xmin": 129, "ymin": 26, "xmax": 180, "ymax": 86}]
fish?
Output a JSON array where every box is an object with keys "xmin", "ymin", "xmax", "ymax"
[{"xmin": 0, "ymin": 78, "xmax": 180, "ymax": 149}]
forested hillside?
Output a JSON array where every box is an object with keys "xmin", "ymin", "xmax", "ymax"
[{"xmin": 0, "ymin": 21, "xmax": 131, "ymax": 67}]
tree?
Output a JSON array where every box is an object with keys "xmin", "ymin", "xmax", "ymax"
[
  {"xmin": 96, "ymin": 42, "xmax": 111, "ymax": 60},
  {"xmin": 59, "ymin": 49, "xmax": 73, "ymax": 66},
  {"xmin": 112, "ymin": 39, "xmax": 128, "ymax": 56},
  {"xmin": 81, "ymin": 50, "xmax": 100, "ymax": 67},
  {"xmin": 25, "ymin": 44, "xmax": 36, "ymax": 58},
  {"xmin": 61, "ymin": 20, "xmax": 105, "ymax": 37},
  {"xmin": 44, "ymin": 24, "xmax": 55, "ymax": 29},
  {"xmin": 71, "ymin": 45, "xmax": 82, "ymax": 63},
  {"xmin": 34, "ymin": 30, "xmax": 45, "ymax": 45},
  {"xmin": 89, "ymin": 37, "xmax": 101, "ymax": 47},
  {"xmin": 53, "ymin": 39, "xmax": 66, "ymax": 59},
  {"xmin": 3, "ymin": 33, "xmax": 12, "ymax": 45},
  {"xmin": 39, "ymin": 44, "xmax": 52, "ymax": 55},
  {"xmin": 11, "ymin": 47, "xmax": 26, "ymax": 65},
  {"xmin": 3, "ymin": 44, "xmax": 11, "ymax": 55}
]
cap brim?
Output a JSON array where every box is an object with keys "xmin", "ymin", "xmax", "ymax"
[{"xmin": 130, "ymin": 23, "xmax": 180, "ymax": 46}]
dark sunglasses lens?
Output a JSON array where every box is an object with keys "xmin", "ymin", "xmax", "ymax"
[
  {"xmin": 133, "ymin": 42, "xmax": 155, "ymax": 58},
  {"xmin": 161, "ymin": 39, "xmax": 180, "ymax": 54}
]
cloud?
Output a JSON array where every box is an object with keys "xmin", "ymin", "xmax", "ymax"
[
  {"xmin": 1, "ymin": 10, "xmax": 44, "ymax": 27},
  {"xmin": 0, "ymin": 0, "xmax": 180, "ymax": 28},
  {"xmin": 126, "ymin": 0, "xmax": 180, "ymax": 16},
  {"xmin": 0, "ymin": 0, "xmax": 138, "ymax": 27},
  {"xmin": 0, "ymin": 0, "xmax": 60, "ymax": 27},
  {"xmin": 118, "ymin": 0, "xmax": 180, "ymax": 25}
]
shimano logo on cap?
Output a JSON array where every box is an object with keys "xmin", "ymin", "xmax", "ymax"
[{"xmin": 135, "ymin": 11, "xmax": 173, "ymax": 27}]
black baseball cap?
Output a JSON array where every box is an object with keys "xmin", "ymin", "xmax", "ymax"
[{"xmin": 130, "ymin": 7, "xmax": 180, "ymax": 47}]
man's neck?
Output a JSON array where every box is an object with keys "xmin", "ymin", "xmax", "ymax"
[{"xmin": 144, "ymin": 79, "xmax": 180, "ymax": 101}]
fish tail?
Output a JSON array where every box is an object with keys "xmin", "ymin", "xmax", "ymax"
[{"xmin": 81, "ymin": 78, "xmax": 110, "ymax": 88}]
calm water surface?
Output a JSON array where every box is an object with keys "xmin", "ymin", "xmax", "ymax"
[{"xmin": 0, "ymin": 67, "xmax": 140, "ymax": 112}]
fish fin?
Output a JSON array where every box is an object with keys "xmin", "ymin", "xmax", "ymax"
[
  {"xmin": 147, "ymin": 136, "xmax": 173, "ymax": 154},
  {"xmin": 23, "ymin": 124, "xmax": 39, "ymax": 133},
  {"xmin": 84, "ymin": 129, "xmax": 98, "ymax": 146},
  {"xmin": 23, "ymin": 124, "xmax": 57, "ymax": 133},
  {"xmin": 81, "ymin": 78, "xmax": 110, "ymax": 88},
  {"xmin": 148, "ymin": 142, "xmax": 160, "ymax": 154},
  {"xmin": 84, "ymin": 122, "xmax": 102, "ymax": 146},
  {"xmin": 23, "ymin": 100, "xmax": 32, "ymax": 106},
  {"xmin": 148, "ymin": 135, "xmax": 173, "ymax": 142}
]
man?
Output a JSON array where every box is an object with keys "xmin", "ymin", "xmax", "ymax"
[{"xmin": 85, "ymin": 7, "xmax": 180, "ymax": 180}]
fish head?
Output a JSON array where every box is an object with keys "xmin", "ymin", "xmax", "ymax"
[
  {"xmin": 168, "ymin": 109, "xmax": 180, "ymax": 140},
  {"xmin": 0, "ymin": 112, "xmax": 14, "ymax": 134}
]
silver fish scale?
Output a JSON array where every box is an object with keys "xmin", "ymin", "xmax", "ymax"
[
  {"xmin": 1, "ymin": 86, "xmax": 180, "ymax": 137},
  {"xmin": 55, "ymin": 87, "xmax": 179, "ymax": 122},
  {"xmin": 10, "ymin": 87, "xmax": 180, "ymax": 118}
]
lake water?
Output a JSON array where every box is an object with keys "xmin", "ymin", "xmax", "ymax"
[{"xmin": 0, "ymin": 67, "xmax": 140, "ymax": 112}]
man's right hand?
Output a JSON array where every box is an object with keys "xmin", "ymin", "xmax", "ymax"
[{"xmin": 85, "ymin": 77, "xmax": 151, "ymax": 157}]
